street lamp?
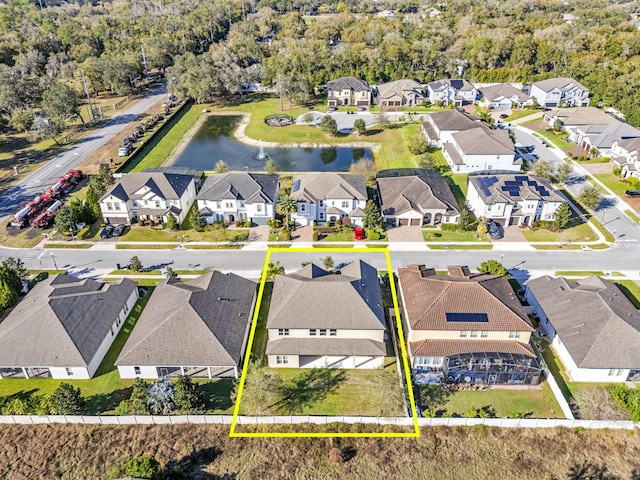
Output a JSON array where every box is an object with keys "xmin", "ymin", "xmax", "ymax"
[{"xmin": 51, "ymin": 252, "xmax": 59, "ymax": 271}]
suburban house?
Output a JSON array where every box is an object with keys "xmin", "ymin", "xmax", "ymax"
[
  {"xmin": 611, "ymin": 137, "xmax": 640, "ymax": 180},
  {"xmin": 375, "ymin": 79, "xmax": 425, "ymax": 111},
  {"xmin": 289, "ymin": 173, "xmax": 367, "ymax": 226},
  {"xmin": 544, "ymin": 107, "xmax": 640, "ymax": 156},
  {"xmin": 326, "ymin": 77, "xmax": 372, "ymax": 108},
  {"xmin": 478, "ymin": 83, "xmax": 533, "ymax": 110},
  {"xmin": 426, "ymin": 79, "xmax": 477, "ymax": 106},
  {"xmin": 0, "ymin": 275, "xmax": 138, "ymax": 380},
  {"xmin": 376, "ymin": 172, "xmax": 460, "ymax": 226},
  {"xmin": 265, "ymin": 261, "xmax": 387, "ymax": 369},
  {"xmin": 442, "ymin": 127, "xmax": 518, "ymax": 173},
  {"xmin": 100, "ymin": 171, "xmax": 199, "ymax": 225},
  {"xmin": 467, "ymin": 174, "xmax": 564, "ymax": 227},
  {"xmin": 398, "ymin": 265, "xmax": 539, "ymax": 385},
  {"xmin": 528, "ymin": 77, "xmax": 590, "ymax": 107},
  {"xmin": 196, "ymin": 172, "xmax": 279, "ymax": 225},
  {"xmin": 116, "ymin": 271, "xmax": 256, "ymax": 380},
  {"xmin": 525, "ymin": 275, "xmax": 640, "ymax": 383},
  {"xmin": 421, "ymin": 109, "xmax": 484, "ymax": 148}
]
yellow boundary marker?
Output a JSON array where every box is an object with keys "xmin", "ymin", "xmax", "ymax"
[{"xmin": 229, "ymin": 247, "xmax": 420, "ymax": 438}]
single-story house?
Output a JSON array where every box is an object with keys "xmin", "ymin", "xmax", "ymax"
[
  {"xmin": 116, "ymin": 271, "xmax": 256, "ymax": 379},
  {"xmin": 442, "ymin": 127, "xmax": 518, "ymax": 173},
  {"xmin": 478, "ymin": 83, "xmax": 533, "ymax": 110},
  {"xmin": 525, "ymin": 275, "xmax": 640, "ymax": 383},
  {"xmin": 0, "ymin": 275, "xmax": 138, "ymax": 379},
  {"xmin": 266, "ymin": 261, "xmax": 387, "ymax": 369}
]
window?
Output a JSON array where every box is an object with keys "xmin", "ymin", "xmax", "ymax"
[
  {"xmin": 319, "ymin": 200, "xmax": 324, "ymax": 207},
  {"xmin": 480, "ymin": 331, "xmax": 488, "ymax": 338},
  {"xmin": 617, "ymin": 369, "xmax": 623, "ymax": 376},
  {"xmin": 216, "ymin": 202, "xmax": 222, "ymax": 209},
  {"xmin": 319, "ymin": 329, "xmax": 327, "ymax": 336},
  {"xmin": 460, "ymin": 331, "xmax": 468, "ymax": 338},
  {"xmin": 225, "ymin": 202, "xmax": 233, "ymax": 208},
  {"xmin": 276, "ymin": 355, "xmax": 289, "ymax": 365},
  {"xmin": 124, "ymin": 303, "xmax": 129, "ymax": 314},
  {"xmin": 608, "ymin": 369, "xmax": 615, "ymax": 376},
  {"xmin": 111, "ymin": 327, "xmax": 114, "ymax": 336},
  {"xmin": 134, "ymin": 366, "xmax": 141, "ymax": 375},
  {"xmin": 114, "ymin": 202, "xmax": 121, "ymax": 211},
  {"xmin": 256, "ymin": 204, "xmax": 263, "ymax": 213},
  {"xmin": 508, "ymin": 331, "xmax": 521, "ymax": 339},
  {"xmin": 106, "ymin": 202, "xmax": 113, "ymax": 211},
  {"xmin": 470, "ymin": 331, "xmax": 478, "ymax": 338},
  {"xmin": 65, "ymin": 367, "xmax": 73, "ymax": 376},
  {"xmin": 240, "ymin": 201, "xmax": 245, "ymax": 207},
  {"xmin": 278, "ymin": 328, "xmax": 290, "ymax": 336},
  {"xmin": 341, "ymin": 201, "xmax": 349, "ymax": 208},
  {"xmin": 330, "ymin": 329, "xmax": 337, "ymax": 336},
  {"xmin": 319, "ymin": 213, "xmax": 324, "ymax": 220},
  {"xmin": 309, "ymin": 329, "xmax": 317, "ymax": 336},
  {"xmin": 487, "ymin": 205, "xmax": 492, "ymax": 211},
  {"xmin": 299, "ymin": 204, "xmax": 306, "ymax": 212}
]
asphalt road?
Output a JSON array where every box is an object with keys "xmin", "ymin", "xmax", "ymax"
[{"xmin": 0, "ymin": 84, "xmax": 168, "ymax": 220}]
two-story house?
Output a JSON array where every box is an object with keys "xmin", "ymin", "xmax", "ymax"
[
  {"xmin": 611, "ymin": 137, "xmax": 640, "ymax": 180},
  {"xmin": 426, "ymin": 79, "xmax": 477, "ymax": 107},
  {"xmin": 99, "ymin": 171, "xmax": 199, "ymax": 225},
  {"xmin": 377, "ymin": 172, "xmax": 460, "ymax": 227},
  {"xmin": 398, "ymin": 265, "xmax": 540, "ymax": 386},
  {"xmin": 526, "ymin": 275, "xmax": 640, "ymax": 383},
  {"xmin": 196, "ymin": 172, "xmax": 279, "ymax": 225},
  {"xmin": 421, "ymin": 109, "xmax": 483, "ymax": 148},
  {"xmin": 466, "ymin": 174, "xmax": 564, "ymax": 227},
  {"xmin": 326, "ymin": 77, "xmax": 372, "ymax": 108},
  {"xmin": 478, "ymin": 83, "xmax": 533, "ymax": 110},
  {"xmin": 528, "ymin": 77, "xmax": 590, "ymax": 108},
  {"xmin": 443, "ymin": 128, "xmax": 518, "ymax": 173},
  {"xmin": 266, "ymin": 261, "xmax": 387, "ymax": 369},
  {"xmin": 375, "ymin": 79, "xmax": 425, "ymax": 111},
  {"xmin": 290, "ymin": 173, "xmax": 367, "ymax": 226}
]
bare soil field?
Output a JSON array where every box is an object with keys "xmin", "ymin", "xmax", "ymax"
[{"xmin": 0, "ymin": 424, "xmax": 639, "ymax": 479}]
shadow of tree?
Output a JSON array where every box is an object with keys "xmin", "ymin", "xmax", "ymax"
[
  {"xmin": 200, "ymin": 380, "xmax": 235, "ymax": 412},
  {"xmin": 271, "ymin": 368, "xmax": 346, "ymax": 414},
  {"xmin": 161, "ymin": 447, "xmax": 236, "ymax": 480},
  {"xmin": 84, "ymin": 387, "xmax": 132, "ymax": 414},
  {"xmin": 417, "ymin": 384, "xmax": 452, "ymax": 412},
  {"xmin": 566, "ymin": 461, "xmax": 620, "ymax": 480}
]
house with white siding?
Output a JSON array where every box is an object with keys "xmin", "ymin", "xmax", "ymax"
[
  {"xmin": 421, "ymin": 109, "xmax": 484, "ymax": 148},
  {"xmin": 478, "ymin": 83, "xmax": 533, "ymax": 110},
  {"xmin": 528, "ymin": 77, "xmax": 590, "ymax": 108},
  {"xmin": 196, "ymin": 172, "xmax": 278, "ymax": 225},
  {"xmin": 290, "ymin": 173, "xmax": 367, "ymax": 226},
  {"xmin": 525, "ymin": 275, "xmax": 640, "ymax": 383},
  {"xmin": 467, "ymin": 174, "xmax": 564, "ymax": 227},
  {"xmin": 426, "ymin": 79, "xmax": 477, "ymax": 106},
  {"xmin": 611, "ymin": 137, "xmax": 640, "ymax": 180},
  {"xmin": 266, "ymin": 261, "xmax": 387, "ymax": 369},
  {"xmin": 442, "ymin": 127, "xmax": 518, "ymax": 173},
  {"xmin": 0, "ymin": 275, "xmax": 138, "ymax": 380}
]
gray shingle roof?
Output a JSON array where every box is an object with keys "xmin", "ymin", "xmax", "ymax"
[
  {"xmin": 267, "ymin": 261, "xmax": 386, "ymax": 330},
  {"xmin": 116, "ymin": 272, "xmax": 256, "ymax": 367},
  {"xmin": 266, "ymin": 338, "xmax": 386, "ymax": 356},
  {"xmin": 196, "ymin": 173, "xmax": 278, "ymax": 204},
  {"xmin": 527, "ymin": 276, "xmax": 640, "ymax": 369},
  {"xmin": 469, "ymin": 174, "xmax": 563, "ymax": 205},
  {"xmin": 532, "ymin": 77, "xmax": 589, "ymax": 94},
  {"xmin": 290, "ymin": 173, "xmax": 367, "ymax": 203},
  {"xmin": 377, "ymin": 174, "xmax": 459, "ymax": 217},
  {"xmin": 480, "ymin": 83, "xmax": 530, "ymax": 103},
  {"xmin": 546, "ymin": 107, "xmax": 618, "ymax": 126},
  {"xmin": 326, "ymin": 77, "xmax": 371, "ymax": 92},
  {"xmin": 100, "ymin": 172, "xmax": 194, "ymax": 203},
  {"xmin": 426, "ymin": 110, "xmax": 483, "ymax": 133},
  {"xmin": 616, "ymin": 137, "xmax": 640, "ymax": 152},
  {"xmin": 428, "ymin": 79, "xmax": 475, "ymax": 92},
  {"xmin": 575, "ymin": 123, "xmax": 640, "ymax": 150},
  {"xmin": 376, "ymin": 79, "xmax": 423, "ymax": 100},
  {"xmin": 451, "ymin": 127, "xmax": 514, "ymax": 155},
  {"xmin": 0, "ymin": 275, "xmax": 137, "ymax": 368}
]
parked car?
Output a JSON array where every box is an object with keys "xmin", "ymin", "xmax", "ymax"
[
  {"xmin": 487, "ymin": 220, "xmax": 502, "ymax": 239},
  {"xmin": 625, "ymin": 189, "xmax": 640, "ymax": 198},
  {"xmin": 112, "ymin": 224, "xmax": 126, "ymax": 237},
  {"xmin": 100, "ymin": 224, "xmax": 114, "ymax": 239},
  {"xmin": 499, "ymin": 113, "xmax": 509, "ymax": 119},
  {"xmin": 118, "ymin": 143, "xmax": 134, "ymax": 157}
]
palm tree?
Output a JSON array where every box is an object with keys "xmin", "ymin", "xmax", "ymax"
[
  {"xmin": 276, "ymin": 194, "xmax": 298, "ymax": 232},
  {"xmin": 266, "ymin": 261, "xmax": 285, "ymax": 280}
]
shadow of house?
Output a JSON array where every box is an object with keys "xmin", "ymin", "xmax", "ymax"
[{"xmin": 161, "ymin": 447, "xmax": 236, "ymax": 480}]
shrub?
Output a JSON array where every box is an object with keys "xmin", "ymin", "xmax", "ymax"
[
  {"xmin": 138, "ymin": 217, "xmax": 145, "ymax": 226},
  {"xmin": 312, "ymin": 231, "xmax": 319, "ymax": 241},
  {"xmin": 366, "ymin": 229, "xmax": 380, "ymax": 240},
  {"xmin": 441, "ymin": 223, "xmax": 458, "ymax": 232},
  {"xmin": 125, "ymin": 455, "xmax": 161, "ymax": 479},
  {"xmin": 76, "ymin": 225, "xmax": 91, "ymax": 240},
  {"xmin": 50, "ymin": 383, "xmax": 85, "ymax": 415}
]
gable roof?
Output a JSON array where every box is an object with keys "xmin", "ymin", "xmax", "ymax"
[
  {"xmin": 527, "ymin": 275, "xmax": 640, "ymax": 368},
  {"xmin": 377, "ymin": 174, "xmax": 459, "ymax": 217},
  {"xmin": 532, "ymin": 77, "xmax": 589, "ymax": 94},
  {"xmin": 480, "ymin": 83, "xmax": 530, "ymax": 103},
  {"xmin": 100, "ymin": 172, "xmax": 194, "ymax": 202},
  {"xmin": 290, "ymin": 173, "xmax": 367, "ymax": 203},
  {"xmin": 546, "ymin": 107, "xmax": 618, "ymax": 126},
  {"xmin": 0, "ymin": 275, "xmax": 137, "ymax": 368},
  {"xmin": 196, "ymin": 173, "xmax": 278, "ymax": 204},
  {"xmin": 326, "ymin": 77, "xmax": 371, "ymax": 92},
  {"xmin": 575, "ymin": 122, "xmax": 640, "ymax": 150},
  {"xmin": 376, "ymin": 79, "xmax": 423, "ymax": 100},
  {"xmin": 398, "ymin": 265, "xmax": 533, "ymax": 333},
  {"xmin": 428, "ymin": 79, "xmax": 475, "ymax": 92},
  {"xmin": 469, "ymin": 174, "xmax": 563, "ymax": 205},
  {"xmin": 451, "ymin": 127, "xmax": 514, "ymax": 155},
  {"xmin": 267, "ymin": 261, "xmax": 385, "ymax": 330},
  {"xmin": 616, "ymin": 137, "xmax": 640, "ymax": 153},
  {"xmin": 425, "ymin": 109, "xmax": 483, "ymax": 133},
  {"xmin": 116, "ymin": 272, "xmax": 256, "ymax": 367}
]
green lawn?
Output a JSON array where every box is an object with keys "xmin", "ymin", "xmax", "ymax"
[
  {"xmin": 555, "ymin": 271, "xmax": 605, "ymax": 276},
  {"xmin": 593, "ymin": 173, "xmax": 632, "ymax": 195},
  {"xmin": 116, "ymin": 244, "xmax": 178, "ymax": 250},
  {"xmin": 322, "ymin": 231, "xmax": 358, "ymax": 242},
  {"xmin": 613, "ymin": 280, "xmax": 640, "ymax": 308},
  {"xmin": 428, "ymin": 244, "xmax": 493, "ymax": 250},
  {"xmin": 537, "ymin": 129, "xmax": 573, "ymax": 150},
  {"xmin": 506, "ymin": 109, "xmax": 542, "ymax": 122},
  {"xmin": 574, "ymin": 157, "xmax": 611, "ymax": 164},
  {"xmin": 626, "ymin": 210, "xmax": 640, "ymax": 225},
  {"xmin": 120, "ymin": 226, "xmax": 249, "ymax": 243},
  {"xmin": 44, "ymin": 243, "xmax": 93, "ymax": 249},
  {"xmin": 423, "ymin": 230, "xmax": 488, "ymax": 242},
  {"xmin": 438, "ymin": 379, "xmax": 563, "ymax": 418},
  {"xmin": 312, "ymin": 243, "xmax": 353, "ymax": 248},
  {"xmin": 521, "ymin": 222, "xmax": 597, "ymax": 242},
  {"xmin": 532, "ymin": 244, "xmax": 583, "ymax": 250},
  {"xmin": 589, "ymin": 217, "xmax": 615, "ymax": 242},
  {"xmin": 249, "ymin": 281, "xmax": 273, "ymax": 361}
]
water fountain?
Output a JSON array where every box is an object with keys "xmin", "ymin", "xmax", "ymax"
[{"xmin": 255, "ymin": 139, "xmax": 270, "ymax": 160}]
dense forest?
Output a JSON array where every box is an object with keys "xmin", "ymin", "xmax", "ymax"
[{"xmin": 2, "ymin": 0, "xmax": 640, "ymax": 135}]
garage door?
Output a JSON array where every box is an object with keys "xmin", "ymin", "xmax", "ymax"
[
  {"xmin": 410, "ymin": 218, "xmax": 421, "ymax": 226},
  {"xmin": 399, "ymin": 218, "xmax": 410, "ymax": 226}
]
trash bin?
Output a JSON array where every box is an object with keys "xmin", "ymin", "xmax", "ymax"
[{"xmin": 117, "ymin": 263, "xmax": 121, "ymax": 270}]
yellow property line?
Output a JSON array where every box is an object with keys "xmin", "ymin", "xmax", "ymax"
[{"xmin": 229, "ymin": 247, "xmax": 420, "ymax": 438}]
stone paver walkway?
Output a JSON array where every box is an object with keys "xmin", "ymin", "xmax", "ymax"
[
  {"xmin": 292, "ymin": 225, "xmax": 313, "ymax": 242},
  {"xmin": 386, "ymin": 226, "xmax": 424, "ymax": 242}
]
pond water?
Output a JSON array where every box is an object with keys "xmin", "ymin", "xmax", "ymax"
[{"xmin": 171, "ymin": 115, "xmax": 373, "ymax": 172}]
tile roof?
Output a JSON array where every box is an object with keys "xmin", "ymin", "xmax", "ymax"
[
  {"xmin": 468, "ymin": 174, "xmax": 564, "ymax": 205},
  {"xmin": 377, "ymin": 174, "xmax": 459, "ymax": 217},
  {"xmin": 451, "ymin": 127, "xmax": 514, "ymax": 155},
  {"xmin": 266, "ymin": 338, "xmax": 386, "ymax": 356},
  {"xmin": 546, "ymin": 107, "xmax": 617, "ymax": 126},
  {"xmin": 100, "ymin": 172, "xmax": 194, "ymax": 203},
  {"xmin": 479, "ymin": 83, "xmax": 530, "ymax": 103},
  {"xmin": 410, "ymin": 339, "xmax": 535, "ymax": 358},
  {"xmin": 267, "ymin": 261, "xmax": 386, "ymax": 330},
  {"xmin": 116, "ymin": 271, "xmax": 256, "ymax": 367},
  {"xmin": 326, "ymin": 77, "xmax": 371, "ymax": 92},
  {"xmin": 526, "ymin": 275, "xmax": 640, "ymax": 369},
  {"xmin": 290, "ymin": 173, "xmax": 367, "ymax": 203},
  {"xmin": 398, "ymin": 265, "xmax": 533, "ymax": 332},
  {"xmin": 196, "ymin": 173, "xmax": 278, "ymax": 204},
  {"xmin": 0, "ymin": 275, "xmax": 137, "ymax": 368}
]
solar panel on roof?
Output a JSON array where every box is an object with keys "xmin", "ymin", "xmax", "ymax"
[
  {"xmin": 292, "ymin": 180, "xmax": 301, "ymax": 192},
  {"xmin": 527, "ymin": 180, "xmax": 537, "ymax": 186},
  {"xmin": 514, "ymin": 175, "xmax": 528, "ymax": 183},
  {"xmin": 509, "ymin": 190, "xmax": 520, "ymax": 197},
  {"xmin": 446, "ymin": 313, "xmax": 489, "ymax": 323}
]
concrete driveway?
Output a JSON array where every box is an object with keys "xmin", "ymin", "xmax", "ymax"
[{"xmin": 386, "ymin": 226, "xmax": 425, "ymax": 242}]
